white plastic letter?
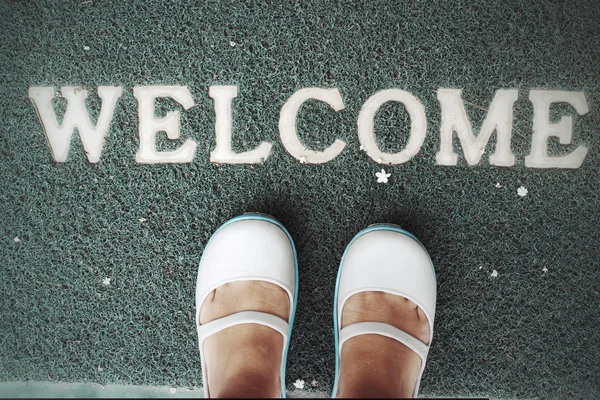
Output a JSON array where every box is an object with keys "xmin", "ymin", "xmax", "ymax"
[
  {"xmin": 436, "ymin": 89, "xmax": 518, "ymax": 166},
  {"xmin": 28, "ymin": 86, "xmax": 123, "ymax": 163},
  {"xmin": 525, "ymin": 90, "xmax": 589, "ymax": 169},
  {"xmin": 209, "ymin": 85, "xmax": 272, "ymax": 164},
  {"xmin": 357, "ymin": 89, "xmax": 427, "ymax": 164},
  {"xmin": 279, "ymin": 88, "xmax": 346, "ymax": 164},
  {"xmin": 133, "ymin": 85, "xmax": 197, "ymax": 164}
]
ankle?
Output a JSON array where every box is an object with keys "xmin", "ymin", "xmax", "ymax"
[
  {"xmin": 338, "ymin": 366, "xmax": 411, "ymax": 398},
  {"xmin": 338, "ymin": 383, "xmax": 402, "ymax": 398},
  {"xmin": 207, "ymin": 355, "xmax": 282, "ymax": 398},
  {"xmin": 211, "ymin": 372, "xmax": 280, "ymax": 398},
  {"xmin": 204, "ymin": 326, "xmax": 283, "ymax": 397},
  {"xmin": 337, "ymin": 336, "xmax": 420, "ymax": 398}
]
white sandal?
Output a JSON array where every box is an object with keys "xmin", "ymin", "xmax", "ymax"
[
  {"xmin": 195, "ymin": 214, "xmax": 298, "ymax": 398},
  {"xmin": 332, "ymin": 224, "xmax": 437, "ymax": 398}
]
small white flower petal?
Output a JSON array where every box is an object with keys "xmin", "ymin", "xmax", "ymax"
[
  {"xmin": 359, "ymin": 144, "xmax": 365, "ymax": 151},
  {"xmin": 495, "ymin": 182, "xmax": 502, "ymax": 188},
  {"xmin": 97, "ymin": 365, "xmax": 103, "ymax": 372},
  {"xmin": 102, "ymin": 277, "xmax": 111, "ymax": 285},
  {"xmin": 13, "ymin": 236, "xmax": 20, "ymax": 243},
  {"xmin": 375, "ymin": 169, "xmax": 391, "ymax": 183},
  {"xmin": 299, "ymin": 156, "xmax": 306, "ymax": 164},
  {"xmin": 293, "ymin": 379, "xmax": 305, "ymax": 390},
  {"xmin": 230, "ymin": 41, "xmax": 237, "ymax": 47},
  {"xmin": 139, "ymin": 218, "xmax": 147, "ymax": 222},
  {"xmin": 517, "ymin": 186, "xmax": 528, "ymax": 197},
  {"xmin": 83, "ymin": 46, "xmax": 90, "ymax": 51},
  {"xmin": 542, "ymin": 267, "xmax": 548, "ymax": 273},
  {"xmin": 491, "ymin": 270, "xmax": 498, "ymax": 278}
]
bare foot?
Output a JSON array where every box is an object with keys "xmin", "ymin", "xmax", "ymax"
[
  {"xmin": 337, "ymin": 291, "xmax": 430, "ymax": 398},
  {"xmin": 199, "ymin": 281, "xmax": 290, "ymax": 398}
]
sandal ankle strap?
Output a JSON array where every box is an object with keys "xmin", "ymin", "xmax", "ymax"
[{"xmin": 197, "ymin": 310, "xmax": 290, "ymax": 345}]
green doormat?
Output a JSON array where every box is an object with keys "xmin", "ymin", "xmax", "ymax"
[{"xmin": 1, "ymin": 0, "xmax": 599, "ymax": 398}]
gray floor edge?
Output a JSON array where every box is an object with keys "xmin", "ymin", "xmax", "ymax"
[
  {"xmin": 0, "ymin": 380, "xmax": 530, "ymax": 399},
  {"xmin": 0, "ymin": 381, "xmax": 329, "ymax": 398}
]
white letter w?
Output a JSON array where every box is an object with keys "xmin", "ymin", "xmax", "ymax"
[{"xmin": 28, "ymin": 86, "xmax": 122, "ymax": 162}]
